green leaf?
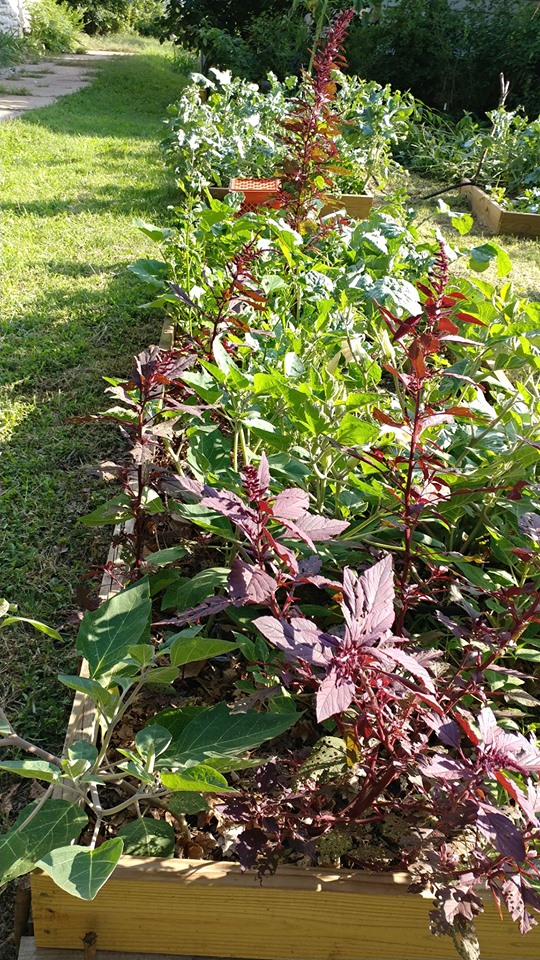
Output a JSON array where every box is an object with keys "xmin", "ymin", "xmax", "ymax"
[
  {"xmin": 80, "ymin": 492, "xmax": 134, "ymax": 527},
  {"xmin": 76, "ymin": 579, "xmax": 151, "ymax": 680},
  {"xmin": 0, "ymin": 760, "xmax": 60, "ymax": 782},
  {"xmin": 144, "ymin": 546, "xmax": 187, "ymax": 567},
  {"xmin": 149, "ymin": 705, "xmax": 205, "ymax": 742},
  {"xmin": 135, "ymin": 724, "xmax": 172, "ymax": 762},
  {"xmin": 132, "ymin": 219, "xmax": 175, "ymax": 242},
  {"xmin": 142, "ymin": 666, "xmax": 180, "ymax": 685},
  {"xmin": 0, "ymin": 799, "xmax": 88, "ymax": 885},
  {"xmin": 170, "ymin": 701, "xmax": 298, "ymax": 766},
  {"xmin": 37, "ymin": 838, "xmax": 124, "ymax": 901},
  {"xmin": 469, "ymin": 242, "xmax": 512, "ymax": 277},
  {"xmin": 118, "ymin": 818, "xmax": 175, "ymax": 858},
  {"xmin": 64, "ymin": 741, "xmax": 98, "ymax": 778},
  {"xmin": 0, "ymin": 615, "xmax": 62, "ymax": 640},
  {"xmin": 57, "ymin": 674, "xmax": 119, "ymax": 714},
  {"xmin": 128, "ymin": 258, "xmax": 168, "ymax": 287},
  {"xmin": 334, "ymin": 415, "xmax": 378, "ymax": 447},
  {"xmin": 167, "ymin": 792, "xmax": 209, "ymax": 815},
  {"xmin": 161, "ymin": 568, "xmax": 229, "ymax": 612},
  {"xmin": 169, "ymin": 635, "xmax": 239, "ymax": 667},
  {"xmin": 160, "ymin": 764, "xmax": 233, "ymax": 793}
]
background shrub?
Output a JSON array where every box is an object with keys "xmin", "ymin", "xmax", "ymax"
[
  {"xmin": 29, "ymin": 0, "xmax": 82, "ymax": 54},
  {"xmin": 345, "ymin": 0, "xmax": 540, "ymax": 117}
]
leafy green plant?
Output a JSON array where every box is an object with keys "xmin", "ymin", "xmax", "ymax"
[
  {"xmin": 0, "ymin": 579, "xmax": 298, "ymax": 898},
  {"xmin": 162, "ymin": 66, "xmax": 413, "ymax": 196},
  {"xmin": 400, "ymin": 104, "xmax": 540, "ymax": 209},
  {"xmin": 28, "ymin": 0, "xmax": 83, "ymax": 54}
]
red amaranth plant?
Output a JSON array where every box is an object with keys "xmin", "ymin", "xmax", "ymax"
[{"xmin": 277, "ymin": 7, "xmax": 355, "ymax": 233}]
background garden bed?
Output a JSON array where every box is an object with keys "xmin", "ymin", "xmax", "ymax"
[{"xmin": 460, "ymin": 184, "xmax": 540, "ymax": 237}]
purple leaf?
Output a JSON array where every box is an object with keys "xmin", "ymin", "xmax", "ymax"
[
  {"xmin": 236, "ymin": 828, "xmax": 269, "ymax": 869},
  {"xmin": 421, "ymin": 757, "xmax": 472, "ymax": 780},
  {"xmin": 155, "ymin": 595, "xmax": 231, "ymax": 627},
  {"xmin": 272, "ymin": 488, "xmax": 310, "ymax": 521},
  {"xmin": 316, "ymin": 666, "xmax": 355, "ymax": 722},
  {"xmin": 228, "ymin": 559, "xmax": 278, "ymax": 605},
  {"xmin": 257, "ymin": 453, "xmax": 270, "ymax": 495},
  {"xmin": 254, "ymin": 616, "xmax": 332, "ymax": 666},
  {"xmin": 287, "ymin": 513, "xmax": 350, "ymax": 542},
  {"xmin": 476, "ymin": 805, "xmax": 526, "ymax": 862},
  {"xmin": 518, "ymin": 512, "xmax": 540, "ymax": 543},
  {"xmin": 375, "ymin": 645, "xmax": 435, "ymax": 693},
  {"xmin": 341, "ymin": 556, "xmax": 395, "ymax": 645},
  {"xmin": 201, "ymin": 490, "xmax": 259, "ymax": 541}
]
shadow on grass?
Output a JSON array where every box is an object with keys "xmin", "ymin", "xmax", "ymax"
[{"xmin": 2, "ymin": 181, "xmax": 180, "ymax": 218}]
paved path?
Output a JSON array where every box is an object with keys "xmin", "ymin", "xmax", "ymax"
[{"xmin": 0, "ymin": 51, "xmax": 130, "ymax": 122}]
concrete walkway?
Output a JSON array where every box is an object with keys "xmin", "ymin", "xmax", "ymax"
[{"xmin": 0, "ymin": 51, "xmax": 130, "ymax": 122}]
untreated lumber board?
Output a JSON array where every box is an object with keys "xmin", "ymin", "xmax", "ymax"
[
  {"xmin": 207, "ymin": 187, "xmax": 373, "ymax": 220},
  {"xmin": 18, "ymin": 937, "xmax": 218, "ymax": 960},
  {"xmin": 460, "ymin": 184, "xmax": 540, "ymax": 237},
  {"xmin": 31, "ymin": 858, "xmax": 540, "ymax": 960}
]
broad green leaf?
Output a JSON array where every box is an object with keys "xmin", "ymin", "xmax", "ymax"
[
  {"xmin": 334, "ymin": 415, "xmax": 378, "ymax": 447},
  {"xmin": 150, "ymin": 705, "xmax": 205, "ymax": 743},
  {"xmin": 169, "ymin": 635, "xmax": 239, "ymax": 667},
  {"xmin": 170, "ymin": 701, "xmax": 298, "ymax": 766},
  {"xmin": 161, "ymin": 568, "xmax": 229, "ymax": 612},
  {"xmin": 0, "ymin": 760, "xmax": 60, "ymax": 782},
  {"xmin": 144, "ymin": 546, "xmax": 187, "ymax": 567},
  {"xmin": 142, "ymin": 666, "xmax": 180, "ymax": 685},
  {"xmin": 135, "ymin": 724, "xmax": 172, "ymax": 762},
  {"xmin": 76, "ymin": 579, "xmax": 151, "ymax": 680},
  {"xmin": 118, "ymin": 818, "xmax": 175, "ymax": 858},
  {"xmin": 128, "ymin": 258, "xmax": 168, "ymax": 287},
  {"xmin": 0, "ymin": 799, "xmax": 87, "ymax": 885},
  {"xmin": 160, "ymin": 764, "xmax": 232, "ymax": 793},
  {"xmin": 132, "ymin": 220, "xmax": 175, "ymax": 242},
  {"xmin": 167, "ymin": 792, "xmax": 209, "ymax": 815},
  {"xmin": 80, "ymin": 492, "xmax": 134, "ymax": 527},
  {"xmin": 0, "ymin": 615, "xmax": 62, "ymax": 640},
  {"xmin": 63, "ymin": 741, "xmax": 99, "ymax": 778},
  {"xmin": 57, "ymin": 674, "xmax": 119, "ymax": 714},
  {"xmin": 37, "ymin": 838, "xmax": 124, "ymax": 901}
]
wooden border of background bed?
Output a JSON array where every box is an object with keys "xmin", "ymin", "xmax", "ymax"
[
  {"xmin": 208, "ymin": 186, "xmax": 373, "ymax": 220},
  {"xmin": 28, "ymin": 325, "xmax": 540, "ymax": 960},
  {"xmin": 459, "ymin": 183, "xmax": 540, "ymax": 237}
]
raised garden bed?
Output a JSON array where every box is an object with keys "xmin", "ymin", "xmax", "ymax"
[
  {"xmin": 460, "ymin": 184, "xmax": 540, "ymax": 237},
  {"xmin": 208, "ymin": 186, "xmax": 374, "ymax": 221},
  {"xmin": 30, "ymin": 856, "xmax": 540, "ymax": 959}
]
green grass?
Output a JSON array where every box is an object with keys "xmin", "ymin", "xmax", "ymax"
[
  {"xmin": 0, "ymin": 84, "xmax": 31, "ymax": 95},
  {"xmin": 0, "ymin": 40, "xmax": 195, "ymax": 744}
]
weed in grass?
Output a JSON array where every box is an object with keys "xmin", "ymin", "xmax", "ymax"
[{"xmin": 0, "ymin": 84, "xmax": 31, "ymax": 96}]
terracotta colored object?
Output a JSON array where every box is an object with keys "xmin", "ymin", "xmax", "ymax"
[{"xmin": 229, "ymin": 177, "xmax": 282, "ymax": 213}]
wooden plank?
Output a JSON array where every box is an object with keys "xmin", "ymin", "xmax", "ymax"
[
  {"xmin": 18, "ymin": 936, "xmax": 215, "ymax": 960},
  {"xmin": 31, "ymin": 859, "xmax": 540, "ymax": 960},
  {"xmin": 460, "ymin": 183, "xmax": 540, "ymax": 237},
  {"xmin": 498, "ymin": 208, "xmax": 540, "ymax": 237},
  {"xmin": 208, "ymin": 187, "xmax": 373, "ymax": 221}
]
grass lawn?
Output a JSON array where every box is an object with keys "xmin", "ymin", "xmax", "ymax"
[{"xmin": 0, "ymin": 38, "xmax": 194, "ymax": 749}]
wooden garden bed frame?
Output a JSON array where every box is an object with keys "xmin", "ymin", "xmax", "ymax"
[
  {"xmin": 208, "ymin": 186, "xmax": 373, "ymax": 220},
  {"xmin": 27, "ymin": 321, "xmax": 540, "ymax": 960},
  {"xmin": 460, "ymin": 184, "xmax": 540, "ymax": 237}
]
